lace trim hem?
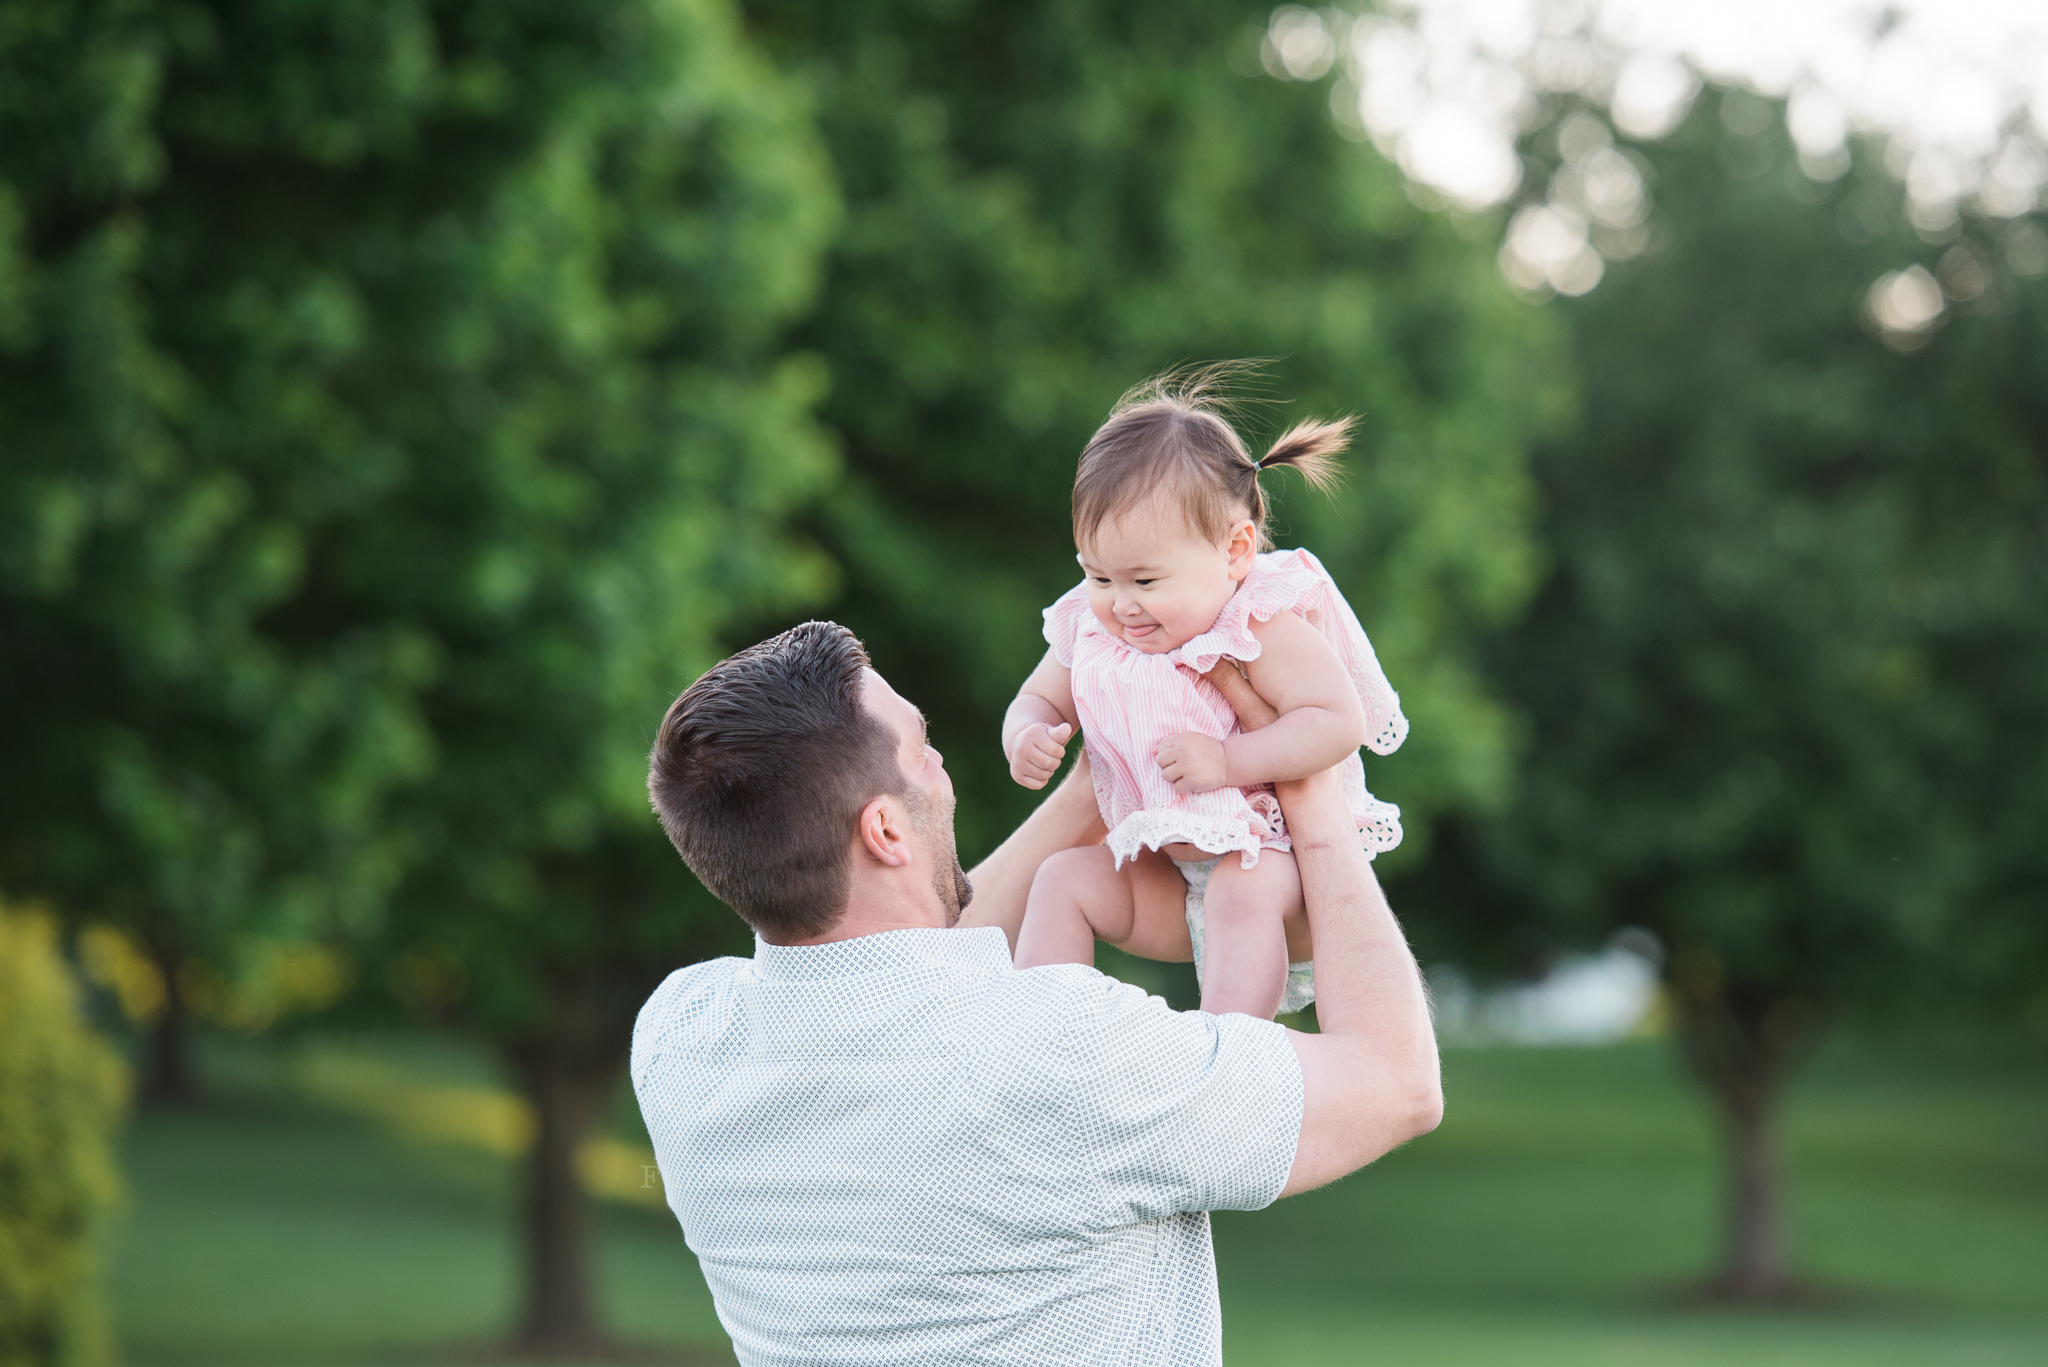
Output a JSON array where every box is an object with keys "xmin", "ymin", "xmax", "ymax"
[
  {"xmin": 1105, "ymin": 809, "xmax": 1278, "ymax": 871},
  {"xmin": 1354, "ymin": 797, "xmax": 1404, "ymax": 856},
  {"xmin": 1106, "ymin": 792, "xmax": 1403, "ymax": 869}
]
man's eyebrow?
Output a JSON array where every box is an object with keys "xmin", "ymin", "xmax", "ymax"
[{"xmin": 916, "ymin": 708, "xmax": 929, "ymax": 744}]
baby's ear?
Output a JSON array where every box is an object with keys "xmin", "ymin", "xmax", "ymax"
[{"xmin": 1225, "ymin": 518, "xmax": 1258, "ymax": 578}]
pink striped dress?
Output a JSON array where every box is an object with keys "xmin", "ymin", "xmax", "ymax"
[{"xmin": 1043, "ymin": 548, "xmax": 1407, "ymax": 871}]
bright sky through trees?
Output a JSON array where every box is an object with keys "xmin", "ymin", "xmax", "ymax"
[{"xmin": 1267, "ymin": 1, "xmax": 2048, "ymax": 300}]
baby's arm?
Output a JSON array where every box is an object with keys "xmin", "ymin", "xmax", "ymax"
[
  {"xmin": 1156, "ymin": 610, "xmax": 1367, "ymax": 793},
  {"xmin": 1003, "ymin": 649, "xmax": 1079, "ymax": 790}
]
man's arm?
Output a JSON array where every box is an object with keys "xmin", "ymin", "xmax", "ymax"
[
  {"xmin": 960, "ymin": 753, "xmax": 1105, "ymax": 951},
  {"xmin": 1204, "ymin": 664, "xmax": 1443, "ymax": 1197}
]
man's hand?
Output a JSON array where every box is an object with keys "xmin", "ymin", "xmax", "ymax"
[
  {"xmin": 1203, "ymin": 661, "xmax": 1278, "ymax": 730},
  {"xmin": 1155, "ymin": 731, "xmax": 1229, "ymax": 793},
  {"xmin": 1009, "ymin": 721, "xmax": 1073, "ymax": 790}
]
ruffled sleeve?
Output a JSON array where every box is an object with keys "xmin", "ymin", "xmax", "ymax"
[
  {"xmin": 1174, "ymin": 549, "xmax": 1409, "ymax": 755},
  {"xmin": 1041, "ymin": 580, "xmax": 1094, "ymax": 668}
]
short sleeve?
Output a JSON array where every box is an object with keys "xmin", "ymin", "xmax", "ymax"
[
  {"xmin": 1041, "ymin": 580, "xmax": 1094, "ymax": 668},
  {"xmin": 1058, "ymin": 973, "xmax": 1302, "ymax": 1222}
]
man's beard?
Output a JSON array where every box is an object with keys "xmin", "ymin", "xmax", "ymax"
[{"xmin": 902, "ymin": 786, "xmax": 973, "ymax": 924}]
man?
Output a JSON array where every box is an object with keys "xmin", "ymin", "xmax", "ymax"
[{"xmin": 636, "ymin": 621, "xmax": 1440, "ymax": 1366}]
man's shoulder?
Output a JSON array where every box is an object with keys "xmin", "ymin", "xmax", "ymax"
[
  {"xmin": 1025, "ymin": 961, "xmax": 1170, "ymax": 1017},
  {"xmin": 1001, "ymin": 967, "xmax": 1296, "ymax": 1110},
  {"xmin": 628, "ymin": 947, "xmax": 1261, "ymax": 1085},
  {"xmin": 630, "ymin": 955, "xmax": 751, "ymax": 1085},
  {"xmin": 977, "ymin": 964, "xmax": 1217, "ymax": 1063},
  {"xmin": 987, "ymin": 966, "xmax": 1303, "ymax": 1220}
]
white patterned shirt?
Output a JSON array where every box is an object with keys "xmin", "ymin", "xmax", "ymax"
[{"xmin": 630, "ymin": 925, "xmax": 1303, "ymax": 1367}]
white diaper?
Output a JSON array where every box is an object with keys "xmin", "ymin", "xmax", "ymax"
[{"xmin": 1173, "ymin": 856, "xmax": 1316, "ymax": 1016}]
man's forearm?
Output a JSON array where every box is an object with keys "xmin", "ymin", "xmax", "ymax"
[
  {"xmin": 960, "ymin": 755, "xmax": 1104, "ymax": 950},
  {"xmin": 1199, "ymin": 658, "xmax": 1441, "ymax": 1196},
  {"xmin": 1279, "ymin": 772, "xmax": 1442, "ymax": 1195}
]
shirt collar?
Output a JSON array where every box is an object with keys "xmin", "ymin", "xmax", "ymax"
[{"xmin": 751, "ymin": 924, "xmax": 1014, "ymax": 982}]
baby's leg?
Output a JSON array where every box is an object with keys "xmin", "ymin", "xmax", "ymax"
[
  {"xmin": 1199, "ymin": 851, "xmax": 1307, "ymax": 1018},
  {"xmin": 1014, "ymin": 847, "xmax": 1191, "ymax": 969}
]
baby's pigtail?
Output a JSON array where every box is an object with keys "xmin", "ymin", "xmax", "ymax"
[{"xmin": 1257, "ymin": 417, "xmax": 1351, "ymax": 495}]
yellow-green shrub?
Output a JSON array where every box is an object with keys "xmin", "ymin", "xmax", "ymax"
[{"xmin": 0, "ymin": 905, "xmax": 125, "ymax": 1367}]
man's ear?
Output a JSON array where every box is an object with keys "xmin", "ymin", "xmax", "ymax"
[
  {"xmin": 1226, "ymin": 518, "xmax": 1258, "ymax": 580},
  {"xmin": 856, "ymin": 794, "xmax": 914, "ymax": 868}
]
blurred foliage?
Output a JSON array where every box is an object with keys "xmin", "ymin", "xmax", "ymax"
[
  {"xmin": 745, "ymin": 0, "xmax": 1572, "ymax": 864},
  {"xmin": 1, "ymin": 0, "xmax": 838, "ymax": 1344},
  {"xmin": 74, "ymin": 923, "xmax": 353, "ymax": 1033},
  {"xmin": 0, "ymin": 0, "xmax": 439, "ymax": 1085},
  {"xmin": 0, "ymin": 904, "xmax": 126, "ymax": 1367},
  {"xmin": 1412, "ymin": 96, "xmax": 2048, "ymax": 1028},
  {"xmin": 0, "ymin": 0, "xmax": 837, "ymax": 1016},
  {"xmin": 1398, "ymin": 91, "xmax": 2048, "ymax": 1290}
]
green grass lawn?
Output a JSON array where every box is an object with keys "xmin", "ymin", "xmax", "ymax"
[{"xmin": 108, "ymin": 1034, "xmax": 2048, "ymax": 1366}]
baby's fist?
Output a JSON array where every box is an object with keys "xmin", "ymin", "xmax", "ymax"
[
  {"xmin": 1155, "ymin": 732, "xmax": 1228, "ymax": 794},
  {"xmin": 1009, "ymin": 722, "xmax": 1073, "ymax": 790}
]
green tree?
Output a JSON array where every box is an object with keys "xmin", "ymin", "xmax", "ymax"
[
  {"xmin": 747, "ymin": 0, "xmax": 1569, "ymax": 868},
  {"xmin": 1410, "ymin": 94, "xmax": 2048, "ymax": 1298},
  {"xmin": 2, "ymin": 0, "xmax": 838, "ymax": 1350},
  {"xmin": 0, "ymin": 0, "xmax": 438, "ymax": 1100}
]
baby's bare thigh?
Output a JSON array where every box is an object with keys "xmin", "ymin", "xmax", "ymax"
[
  {"xmin": 1053, "ymin": 846, "xmax": 1192, "ymax": 962},
  {"xmin": 1209, "ymin": 850, "xmax": 1312, "ymax": 960}
]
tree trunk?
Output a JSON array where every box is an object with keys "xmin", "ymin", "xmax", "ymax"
[
  {"xmin": 1699, "ymin": 1034, "xmax": 1791, "ymax": 1296},
  {"xmin": 504, "ymin": 1011, "xmax": 629, "ymax": 1356},
  {"xmin": 141, "ymin": 934, "xmax": 194, "ymax": 1104},
  {"xmin": 1670, "ymin": 978, "xmax": 1820, "ymax": 1302}
]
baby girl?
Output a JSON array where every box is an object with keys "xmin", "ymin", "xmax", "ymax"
[{"xmin": 1004, "ymin": 374, "xmax": 1407, "ymax": 1018}]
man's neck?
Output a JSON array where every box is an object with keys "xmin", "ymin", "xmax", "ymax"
[{"xmin": 776, "ymin": 874, "xmax": 951, "ymax": 947}]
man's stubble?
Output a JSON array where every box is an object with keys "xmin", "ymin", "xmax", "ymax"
[{"xmin": 903, "ymin": 785, "xmax": 973, "ymax": 924}]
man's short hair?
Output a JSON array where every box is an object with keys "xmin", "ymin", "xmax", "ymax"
[{"xmin": 648, "ymin": 622, "xmax": 905, "ymax": 942}]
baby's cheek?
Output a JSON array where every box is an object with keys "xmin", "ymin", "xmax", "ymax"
[{"xmin": 1165, "ymin": 594, "xmax": 1214, "ymax": 643}]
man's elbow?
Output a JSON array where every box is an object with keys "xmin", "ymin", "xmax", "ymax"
[
  {"xmin": 1343, "ymin": 1078, "xmax": 1443, "ymax": 1174},
  {"xmin": 1398, "ymin": 1079, "xmax": 1444, "ymax": 1143}
]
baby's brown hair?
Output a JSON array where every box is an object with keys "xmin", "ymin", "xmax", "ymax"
[{"xmin": 1073, "ymin": 364, "xmax": 1349, "ymax": 552}]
